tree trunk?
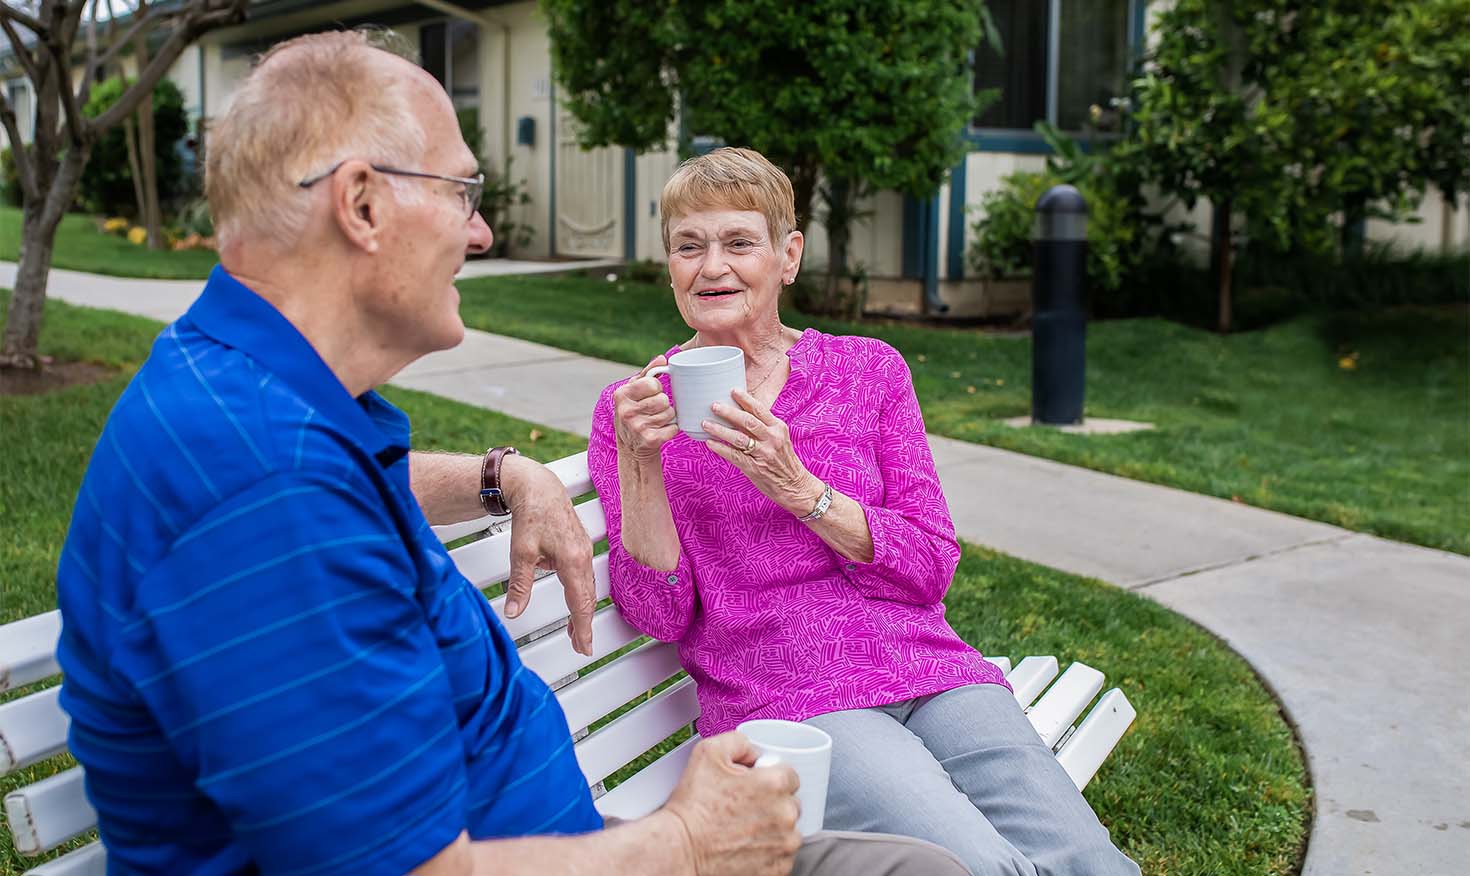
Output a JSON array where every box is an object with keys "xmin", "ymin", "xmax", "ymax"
[
  {"xmin": 2, "ymin": 150, "xmax": 86, "ymax": 370},
  {"xmin": 822, "ymin": 178, "xmax": 853, "ymax": 316},
  {"xmin": 1341, "ymin": 192, "xmax": 1366, "ymax": 260},
  {"xmin": 1212, "ymin": 199, "xmax": 1234, "ymax": 334},
  {"xmin": 134, "ymin": 34, "xmax": 163, "ymax": 249},
  {"xmin": 124, "ymin": 114, "xmax": 147, "ymax": 219},
  {"xmin": 787, "ymin": 161, "xmax": 819, "ymax": 236}
]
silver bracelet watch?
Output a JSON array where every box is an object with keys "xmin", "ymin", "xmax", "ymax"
[{"xmin": 797, "ymin": 481, "xmax": 834, "ymax": 522}]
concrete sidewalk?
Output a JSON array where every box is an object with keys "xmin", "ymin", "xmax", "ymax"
[{"xmin": 8, "ymin": 262, "xmax": 1469, "ymax": 874}]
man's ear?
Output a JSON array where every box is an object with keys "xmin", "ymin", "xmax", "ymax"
[{"xmin": 330, "ymin": 160, "xmax": 383, "ymax": 254}]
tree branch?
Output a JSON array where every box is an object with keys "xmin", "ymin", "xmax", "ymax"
[
  {"xmin": 0, "ymin": 16, "xmax": 46, "ymax": 87},
  {"xmin": 40, "ymin": 34, "xmax": 88, "ymax": 147},
  {"xmin": 88, "ymin": 1, "xmax": 246, "ymax": 134},
  {"xmin": 0, "ymin": 4, "xmax": 47, "ymax": 36},
  {"xmin": 0, "ymin": 87, "xmax": 39, "ymax": 203},
  {"xmin": 89, "ymin": 2, "xmax": 166, "ymax": 81},
  {"xmin": 80, "ymin": 0, "xmax": 100, "ymax": 102}
]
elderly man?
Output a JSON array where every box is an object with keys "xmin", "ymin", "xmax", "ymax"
[{"xmin": 55, "ymin": 30, "xmax": 969, "ymax": 876}]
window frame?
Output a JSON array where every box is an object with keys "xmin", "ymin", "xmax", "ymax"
[{"xmin": 966, "ymin": 0, "xmax": 1146, "ymax": 152}]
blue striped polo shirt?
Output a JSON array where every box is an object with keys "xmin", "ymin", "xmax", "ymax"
[{"xmin": 55, "ymin": 266, "xmax": 601, "ymax": 876}]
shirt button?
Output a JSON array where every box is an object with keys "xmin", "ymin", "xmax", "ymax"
[
  {"xmin": 845, "ymin": 563, "xmax": 857, "ymax": 571},
  {"xmin": 666, "ymin": 574, "xmax": 679, "ymax": 585}
]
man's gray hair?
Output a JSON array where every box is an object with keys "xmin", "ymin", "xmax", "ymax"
[{"xmin": 205, "ymin": 29, "xmax": 429, "ymax": 250}]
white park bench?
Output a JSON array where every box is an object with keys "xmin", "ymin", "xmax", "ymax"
[{"xmin": 1, "ymin": 450, "xmax": 1137, "ymax": 875}]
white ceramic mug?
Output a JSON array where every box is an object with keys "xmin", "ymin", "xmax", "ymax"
[
  {"xmin": 646, "ymin": 346, "xmax": 746, "ymax": 442},
  {"xmin": 738, "ymin": 718, "xmax": 833, "ymax": 837}
]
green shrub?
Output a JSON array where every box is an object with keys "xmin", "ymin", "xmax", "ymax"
[
  {"xmin": 967, "ymin": 169, "xmax": 1139, "ymax": 293},
  {"xmin": 1110, "ymin": 246, "xmax": 1470, "ymax": 330},
  {"xmin": 175, "ymin": 197, "xmax": 214, "ymax": 238},
  {"xmin": 457, "ymin": 107, "xmax": 535, "ymax": 256},
  {"xmin": 79, "ymin": 76, "xmax": 191, "ymax": 218}
]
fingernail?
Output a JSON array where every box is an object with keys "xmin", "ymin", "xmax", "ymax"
[{"xmin": 505, "ymin": 597, "xmax": 522, "ymax": 617}]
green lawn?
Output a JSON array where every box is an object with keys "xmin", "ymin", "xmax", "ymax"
[
  {"xmin": 0, "ymin": 205, "xmax": 218, "ymax": 280},
  {"xmin": 2, "ymin": 293, "xmax": 1307, "ymax": 875},
  {"xmin": 456, "ymin": 273, "xmax": 1470, "ymax": 554}
]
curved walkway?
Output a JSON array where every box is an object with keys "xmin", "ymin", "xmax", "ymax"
[{"xmin": 8, "ymin": 262, "xmax": 1469, "ymax": 874}]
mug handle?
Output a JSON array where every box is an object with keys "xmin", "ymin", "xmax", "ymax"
[
  {"xmin": 645, "ymin": 365, "xmax": 671, "ymax": 379},
  {"xmin": 754, "ymin": 753, "xmax": 782, "ymax": 769}
]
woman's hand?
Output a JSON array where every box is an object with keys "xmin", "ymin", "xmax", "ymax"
[
  {"xmin": 704, "ymin": 389, "xmax": 824, "ymax": 517},
  {"xmin": 614, "ymin": 356, "xmax": 679, "ymax": 461}
]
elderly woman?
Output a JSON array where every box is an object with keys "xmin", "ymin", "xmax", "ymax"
[{"xmin": 587, "ymin": 147, "xmax": 1138, "ymax": 876}]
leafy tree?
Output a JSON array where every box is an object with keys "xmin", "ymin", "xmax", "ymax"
[
  {"xmin": 541, "ymin": 0, "xmax": 997, "ymax": 312},
  {"xmin": 80, "ymin": 75, "xmax": 189, "ymax": 219},
  {"xmin": 0, "ymin": 1, "xmax": 247, "ymax": 370},
  {"xmin": 1268, "ymin": 0, "xmax": 1470, "ymax": 255},
  {"xmin": 1126, "ymin": 0, "xmax": 1470, "ymax": 332}
]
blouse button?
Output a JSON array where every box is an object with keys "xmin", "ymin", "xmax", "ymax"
[
  {"xmin": 845, "ymin": 563, "xmax": 857, "ymax": 571},
  {"xmin": 666, "ymin": 574, "xmax": 679, "ymax": 585}
]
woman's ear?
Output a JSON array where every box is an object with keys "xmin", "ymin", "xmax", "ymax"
[{"xmin": 783, "ymin": 230, "xmax": 805, "ymax": 280}]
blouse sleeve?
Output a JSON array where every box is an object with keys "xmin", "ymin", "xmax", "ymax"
[
  {"xmin": 835, "ymin": 348, "xmax": 961, "ymax": 606},
  {"xmin": 587, "ymin": 382, "xmax": 699, "ymax": 642}
]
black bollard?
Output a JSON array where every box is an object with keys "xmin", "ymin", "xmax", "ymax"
[{"xmin": 1031, "ymin": 185, "xmax": 1088, "ymax": 425}]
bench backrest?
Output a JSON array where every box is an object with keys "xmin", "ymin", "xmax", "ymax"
[{"xmin": 2, "ymin": 450, "xmax": 1136, "ymax": 876}]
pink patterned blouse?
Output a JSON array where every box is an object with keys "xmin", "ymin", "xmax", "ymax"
[{"xmin": 588, "ymin": 329, "xmax": 1008, "ymax": 736}]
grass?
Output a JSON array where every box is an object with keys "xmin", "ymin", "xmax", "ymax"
[
  {"xmin": 456, "ymin": 272, "xmax": 1470, "ymax": 554},
  {"xmin": 1, "ymin": 293, "xmax": 1308, "ymax": 875},
  {"xmin": 0, "ymin": 205, "xmax": 218, "ymax": 280}
]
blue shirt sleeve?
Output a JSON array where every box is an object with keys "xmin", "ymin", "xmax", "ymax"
[{"xmin": 113, "ymin": 470, "xmax": 468, "ymax": 876}]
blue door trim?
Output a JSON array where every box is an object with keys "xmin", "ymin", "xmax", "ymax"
[{"xmin": 946, "ymin": 157, "xmax": 968, "ymax": 280}]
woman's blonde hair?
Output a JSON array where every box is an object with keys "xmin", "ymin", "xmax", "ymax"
[
  {"xmin": 205, "ymin": 29, "xmax": 427, "ymax": 250},
  {"xmin": 660, "ymin": 147, "xmax": 796, "ymax": 251}
]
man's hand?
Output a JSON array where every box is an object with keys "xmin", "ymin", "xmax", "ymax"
[
  {"xmin": 499, "ymin": 455, "xmax": 596, "ymax": 656},
  {"xmin": 660, "ymin": 732, "xmax": 802, "ymax": 876}
]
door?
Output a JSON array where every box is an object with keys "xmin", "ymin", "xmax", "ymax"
[{"xmin": 554, "ymin": 107, "xmax": 623, "ymax": 258}]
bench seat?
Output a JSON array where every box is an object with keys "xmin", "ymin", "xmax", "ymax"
[{"xmin": 2, "ymin": 451, "xmax": 1136, "ymax": 875}]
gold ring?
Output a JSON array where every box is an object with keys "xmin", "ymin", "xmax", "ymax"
[{"xmin": 742, "ymin": 436, "xmax": 757, "ymax": 454}]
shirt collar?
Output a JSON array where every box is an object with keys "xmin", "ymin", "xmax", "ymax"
[{"xmin": 183, "ymin": 265, "xmax": 409, "ymax": 465}]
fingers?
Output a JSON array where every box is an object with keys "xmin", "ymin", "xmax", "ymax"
[
  {"xmin": 639, "ymin": 354, "xmax": 668, "ymax": 378},
  {"xmin": 557, "ymin": 547, "xmax": 597, "ymax": 656},
  {"xmin": 731, "ymin": 388, "xmax": 779, "ymax": 426},
  {"xmin": 710, "ymin": 401, "xmax": 768, "ymax": 437},
  {"xmin": 503, "ymin": 542, "xmax": 536, "ymax": 619},
  {"xmin": 700, "ymin": 416, "xmax": 754, "ymax": 450},
  {"xmin": 702, "ymin": 731, "xmax": 762, "ymax": 768}
]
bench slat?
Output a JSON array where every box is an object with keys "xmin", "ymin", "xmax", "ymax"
[
  {"xmin": 4, "ymin": 767, "xmax": 95, "ymax": 856},
  {"xmin": 24, "ymin": 841, "xmax": 106, "ymax": 876},
  {"xmin": 431, "ymin": 452, "xmax": 595, "ymax": 544},
  {"xmin": 1007, "ymin": 655, "xmax": 1059, "ymax": 708},
  {"xmin": 487, "ymin": 554, "xmax": 614, "ymax": 641},
  {"xmin": 574, "ymin": 677, "xmax": 699, "ymax": 787},
  {"xmin": 518, "ymin": 605, "xmax": 645, "ymax": 688},
  {"xmin": 450, "ymin": 498, "xmax": 608, "ymax": 590},
  {"xmin": 555, "ymin": 641, "xmax": 683, "ymax": 735},
  {"xmin": 0, "ymin": 612, "xmax": 63, "ymax": 693},
  {"xmin": 1055, "ymin": 689, "xmax": 1137, "ymax": 790},
  {"xmin": 1025, "ymin": 662, "xmax": 1105, "ymax": 749},
  {"xmin": 0, "ymin": 687, "xmax": 69, "ymax": 775},
  {"xmin": 595, "ymin": 736, "xmax": 699, "ymax": 821}
]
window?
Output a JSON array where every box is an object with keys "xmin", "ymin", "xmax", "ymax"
[
  {"xmin": 973, "ymin": 0, "xmax": 1135, "ymax": 134},
  {"xmin": 6, "ymin": 80, "xmax": 33, "ymax": 143},
  {"xmin": 419, "ymin": 19, "xmax": 480, "ymax": 110}
]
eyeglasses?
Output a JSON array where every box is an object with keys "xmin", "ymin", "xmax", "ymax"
[{"xmin": 298, "ymin": 162, "xmax": 485, "ymax": 219}]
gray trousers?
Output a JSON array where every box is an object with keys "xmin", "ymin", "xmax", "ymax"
[
  {"xmin": 804, "ymin": 683, "xmax": 1140, "ymax": 876},
  {"xmin": 795, "ymin": 829, "xmax": 970, "ymax": 875}
]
